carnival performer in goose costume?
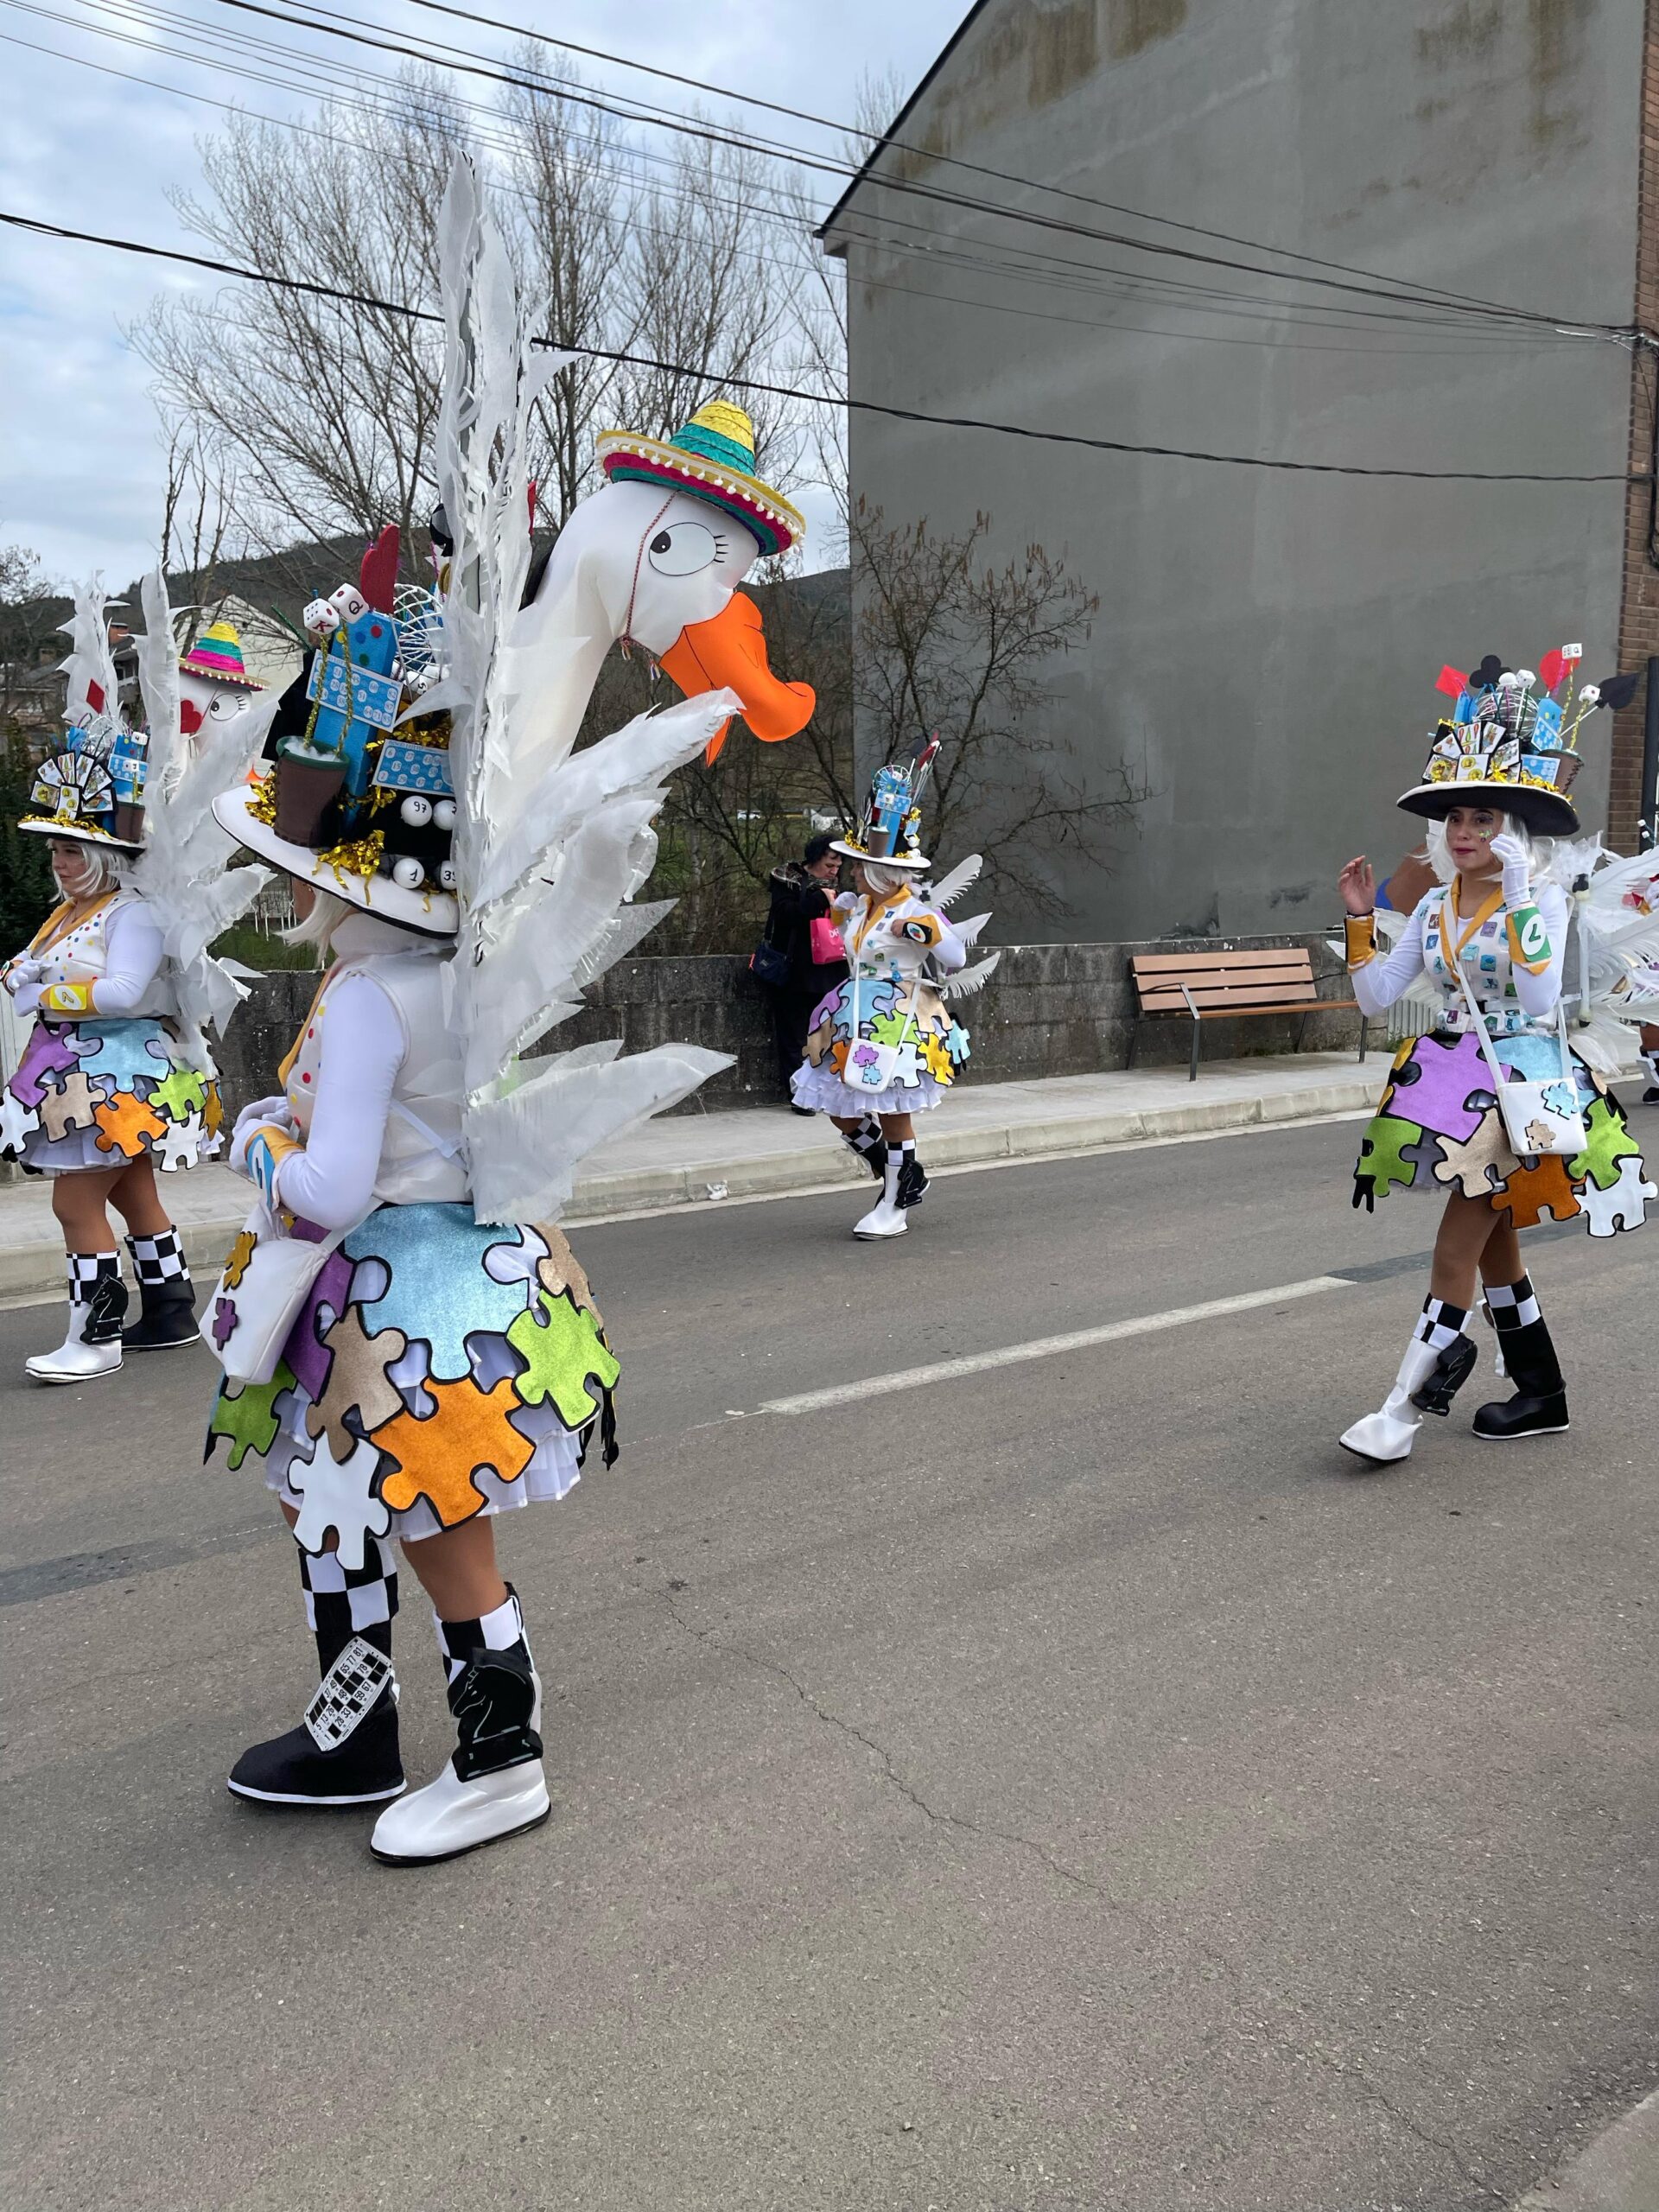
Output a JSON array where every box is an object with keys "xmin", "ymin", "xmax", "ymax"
[
  {"xmin": 792, "ymin": 741, "xmax": 999, "ymax": 1238},
  {"xmin": 1338, "ymin": 648, "xmax": 1654, "ymax": 1465},
  {"xmin": 205, "ymin": 157, "xmax": 814, "ymax": 1866},
  {"xmin": 2, "ymin": 588, "xmax": 272, "ymax": 1380}
]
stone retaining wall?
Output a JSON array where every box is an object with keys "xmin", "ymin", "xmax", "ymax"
[{"xmin": 210, "ymin": 930, "xmax": 1361, "ymax": 1120}]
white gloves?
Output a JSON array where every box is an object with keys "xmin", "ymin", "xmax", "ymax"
[
  {"xmin": 229, "ymin": 1096, "xmax": 295, "ymax": 1179},
  {"xmin": 1490, "ymin": 831, "xmax": 1532, "ymax": 907},
  {"xmin": 3, "ymin": 956, "xmax": 43, "ymax": 998},
  {"xmin": 10, "ymin": 981, "xmax": 44, "ymax": 1017}
]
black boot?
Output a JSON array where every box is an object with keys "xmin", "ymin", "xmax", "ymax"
[
  {"xmin": 894, "ymin": 1139, "xmax": 930, "ymax": 1210},
  {"xmin": 839, "ymin": 1116, "xmax": 887, "ymax": 1183},
  {"xmin": 1472, "ymin": 1276, "xmax": 1568, "ymax": 1440},
  {"xmin": 229, "ymin": 1541, "xmax": 405, "ymax": 1808},
  {"xmin": 123, "ymin": 1230, "xmax": 199, "ymax": 1349}
]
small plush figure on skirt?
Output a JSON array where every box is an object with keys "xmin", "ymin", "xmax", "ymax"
[
  {"xmin": 202, "ymin": 157, "xmax": 789, "ymax": 1867},
  {"xmin": 1338, "ymin": 647, "xmax": 1653, "ymax": 1465},
  {"xmin": 791, "ymin": 739, "xmax": 1000, "ymax": 1239},
  {"xmin": 1, "ymin": 587, "xmax": 271, "ymax": 1381}
]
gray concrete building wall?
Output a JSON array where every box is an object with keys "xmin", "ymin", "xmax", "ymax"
[{"xmin": 825, "ymin": 0, "xmax": 1646, "ymax": 942}]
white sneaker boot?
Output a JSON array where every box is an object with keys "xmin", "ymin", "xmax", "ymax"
[
  {"xmin": 1339, "ymin": 1336, "xmax": 1443, "ymax": 1462},
  {"xmin": 853, "ymin": 1151, "xmax": 908, "ymax": 1240},
  {"xmin": 372, "ymin": 1588, "xmax": 549, "ymax": 1866},
  {"xmin": 25, "ymin": 1253, "xmax": 127, "ymax": 1384}
]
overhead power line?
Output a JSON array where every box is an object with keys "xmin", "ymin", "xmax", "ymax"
[
  {"xmin": 14, "ymin": 0, "xmax": 1618, "ymax": 349},
  {"xmin": 188, "ymin": 0, "xmax": 1636, "ymax": 338},
  {"xmin": 3, "ymin": 210, "xmax": 1646, "ymax": 486}
]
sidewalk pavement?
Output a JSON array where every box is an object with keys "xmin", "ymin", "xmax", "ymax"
[
  {"xmin": 1511, "ymin": 2091, "xmax": 1659, "ymax": 2210},
  {"xmin": 2, "ymin": 1048, "xmax": 1383, "ymax": 1301}
]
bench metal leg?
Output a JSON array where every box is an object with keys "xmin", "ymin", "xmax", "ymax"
[
  {"xmin": 1358, "ymin": 1014, "xmax": 1368, "ymax": 1065},
  {"xmin": 1189, "ymin": 1017, "xmax": 1200, "ymax": 1082},
  {"xmin": 1296, "ymin": 1008, "xmax": 1310, "ymax": 1054}
]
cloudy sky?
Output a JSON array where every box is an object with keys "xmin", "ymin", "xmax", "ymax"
[{"xmin": 0, "ymin": 0, "xmax": 966, "ymax": 586}]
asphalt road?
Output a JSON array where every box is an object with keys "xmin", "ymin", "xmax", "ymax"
[{"xmin": 3, "ymin": 1109, "xmax": 1656, "ymax": 2212}]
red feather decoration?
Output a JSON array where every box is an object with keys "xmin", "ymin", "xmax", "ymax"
[
  {"xmin": 359, "ymin": 524, "xmax": 401, "ymax": 613},
  {"xmin": 1434, "ymin": 664, "xmax": 1466, "ymax": 699},
  {"xmin": 1536, "ymin": 648, "xmax": 1566, "ymax": 694}
]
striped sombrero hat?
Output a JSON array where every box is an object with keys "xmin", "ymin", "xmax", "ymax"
[
  {"xmin": 595, "ymin": 400, "xmax": 804, "ymax": 557},
  {"xmin": 179, "ymin": 620, "xmax": 263, "ymax": 690}
]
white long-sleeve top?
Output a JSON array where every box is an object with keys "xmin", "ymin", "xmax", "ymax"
[
  {"xmin": 4, "ymin": 892, "xmax": 170, "ymax": 1018},
  {"xmin": 1350, "ymin": 878, "xmax": 1567, "ymax": 1038},
  {"xmin": 835, "ymin": 883, "xmax": 969, "ymax": 987},
  {"xmin": 260, "ymin": 912, "xmax": 467, "ymax": 1230}
]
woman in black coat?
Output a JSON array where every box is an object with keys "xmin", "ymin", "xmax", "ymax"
[{"xmin": 760, "ymin": 833, "xmax": 847, "ymax": 1105}]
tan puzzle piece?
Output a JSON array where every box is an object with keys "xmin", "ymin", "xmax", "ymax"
[
  {"xmin": 303, "ymin": 1306, "xmax": 410, "ymax": 1457},
  {"xmin": 38, "ymin": 1070, "xmax": 101, "ymax": 1141},
  {"xmin": 1430, "ymin": 1111, "xmax": 1512, "ymax": 1198}
]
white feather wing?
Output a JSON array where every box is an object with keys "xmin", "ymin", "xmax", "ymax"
[{"xmin": 432, "ymin": 155, "xmax": 732, "ymax": 1223}]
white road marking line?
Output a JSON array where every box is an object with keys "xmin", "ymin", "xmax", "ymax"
[{"xmin": 753, "ymin": 1275, "xmax": 1355, "ymax": 1418}]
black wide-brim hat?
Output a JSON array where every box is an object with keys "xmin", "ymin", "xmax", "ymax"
[{"xmin": 1395, "ymin": 776, "xmax": 1580, "ymax": 839}]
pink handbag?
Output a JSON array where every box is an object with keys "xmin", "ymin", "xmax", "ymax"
[{"xmin": 809, "ymin": 915, "xmax": 844, "ymax": 964}]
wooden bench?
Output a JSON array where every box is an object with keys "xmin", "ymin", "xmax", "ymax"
[{"xmin": 1127, "ymin": 947, "xmax": 1367, "ymax": 1081}]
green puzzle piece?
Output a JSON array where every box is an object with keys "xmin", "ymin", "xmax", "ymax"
[
  {"xmin": 1568, "ymin": 1094, "xmax": 1641, "ymax": 1193},
  {"xmin": 149, "ymin": 1065, "xmax": 208, "ymax": 1124},
  {"xmin": 505, "ymin": 1292, "xmax": 620, "ymax": 1430},
  {"xmin": 868, "ymin": 1008, "xmax": 910, "ymax": 1046},
  {"xmin": 1356, "ymin": 1115, "xmax": 1426, "ymax": 1199},
  {"xmin": 206, "ymin": 1359, "xmax": 296, "ymax": 1470}
]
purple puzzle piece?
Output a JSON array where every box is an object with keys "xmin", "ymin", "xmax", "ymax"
[
  {"xmin": 1383, "ymin": 1033, "xmax": 1488, "ymax": 1144},
  {"xmin": 212, "ymin": 1294, "xmax": 238, "ymax": 1350},
  {"xmin": 10, "ymin": 1021, "xmax": 79, "ymax": 1109},
  {"xmin": 281, "ymin": 1249, "xmax": 354, "ymax": 1401}
]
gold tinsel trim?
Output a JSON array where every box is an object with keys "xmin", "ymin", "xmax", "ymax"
[
  {"xmin": 321, "ymin": 829, "xmax": 385, "ymax": 886},
  {"xmin": 244, "ymin": 774, "xmax": 280, "ymax": 827}
]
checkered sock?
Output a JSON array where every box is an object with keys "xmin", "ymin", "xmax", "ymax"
[
  {"xmin": 1483, "ymin": 1274, "xmax": 1541, "ymax": 1334},
  {"xmin": 1413, "ymin": 1295, "xmax": 1469, "ymax": 1353},
  {"xmin": 127, "ymin": 1228, "xmax": 192, "ymax": 1288},
  {"xmin": 67, "ymin": 1251, "xmax": 125, "ymax": 1342},
  {"xmin": 434, "ymin": 1585, "xmax": 531, "ymax": 1684},
  {"xmin": 842, "ymin": 1116, "xmax": 884, "ymax": 1160},
  {"xmin": 299, "ymin": 1538, "xmax": 398, "ymax": 1672}
]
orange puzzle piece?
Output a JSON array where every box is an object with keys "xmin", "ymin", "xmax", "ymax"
[
  {"xmin": 374, "ymin": 1374, "xmax": 537, "ymax": 1528},
  {"xmin": 92, "ymin": 1090, "xmax": 168, "ymax": 1160},
  {"xmin": 1496, "ymin": 1154, "xmax": 1581, "ymax": 1230}
]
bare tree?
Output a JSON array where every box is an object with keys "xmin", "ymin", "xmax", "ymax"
[
  {"xmin": 132, "ymin": 73, "xmax": 468, "ymax": 563},
  {"xmin": 850, "ymin": 500, "xmax": 1143, "ymax": 916},
  {"xmin": 158, "ymin": 424, "xmax": 239, "ymax": 627}
]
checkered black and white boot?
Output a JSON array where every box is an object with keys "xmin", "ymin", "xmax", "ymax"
[
  {"xmin": 838, "ymin": 1116, "xmax": 887, "ymax": 1183},
  {"xmin": 1339, "ymin": 1295, "xmax": 1477, "ymax": 1463},
  {"xmin": 25, "ymin": 1252, "xmax": 127, "ymax": 1384},
  {"xmin": 371, "ymin": 1587, "xmax": 549, "ymax": 1866},
  {"xmin": 228, "ymin": 1542, "xmax": 404, "ymax": 1808},
  {"xmin": 853, "ymin": 1150, "xmax": 908, "ymax": 1240},
  {"xmin": 123, "ymin": 1229, "xmax": 200, "ymax": 1351},
  {"xmin": 1641, "ymin": 1046, "xmax": 1659, "ymax": 1107},
  {"xmin": 1472, "ymin": 1275, "xmax": 1568, "ymax": 1441}
]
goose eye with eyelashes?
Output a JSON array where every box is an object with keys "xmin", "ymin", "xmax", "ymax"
[{"xmin": 646, "ymin": 521, "xmax": 722, "ymax": 576}]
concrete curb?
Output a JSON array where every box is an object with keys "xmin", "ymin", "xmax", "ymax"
[
  {"xmin": 0, "ymin": 1070, "xmax": 1380, "ymax": 1303},
  {"xmin": 1511, "ymin": 2090, "xmax": 1659, "ymax": 2210}
]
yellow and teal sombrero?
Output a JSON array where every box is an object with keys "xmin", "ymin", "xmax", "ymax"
[{"xmin": 595, "ymin": 400, "xmax": 804, "ymax": 557}]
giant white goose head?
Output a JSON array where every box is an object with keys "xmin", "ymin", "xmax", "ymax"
[{"xmin": 531, "ymin": 400, "xmax": 816, "ymax": 762}]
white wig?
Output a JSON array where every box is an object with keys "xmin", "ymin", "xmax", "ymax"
[
  {"xmin": 281, "ymin": 886, "xmax": 355, "ymax": 958},
  {"xmin": 52, "ymin": 843, "xmax": 121, "ymax": 899},
  {"xmin": 860, "ymin": 861, "xmax": 913, "ymax": 897}
]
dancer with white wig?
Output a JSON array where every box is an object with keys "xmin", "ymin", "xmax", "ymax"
[{"xmin": 1338, "ymin": 647, "xmax": 1654, "ymax": 1465}]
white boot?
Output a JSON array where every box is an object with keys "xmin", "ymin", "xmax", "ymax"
[
  {"xmin": 1338, "ymin": 1335, "xmax": 1442, "ymax": 1463},
  {"xmin": 853, "ymin": 1151, "xmax": 908, "ymax": 1240},
  {"xmin": 25, "ymin": 1254, "xmax": 126, "ymax": 1384},
  {"xmin": 372, "ymin": 1592, "xmax": 549, "ymax": 1866}
]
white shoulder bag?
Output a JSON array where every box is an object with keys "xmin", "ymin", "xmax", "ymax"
[
  {"xmin": 1452, "ymin": 937, "xmax": 1586, "ymax": 1159},
  {"xmin": 207, "ymin": 1199, "xmax": 361, "ymax": 1388}
]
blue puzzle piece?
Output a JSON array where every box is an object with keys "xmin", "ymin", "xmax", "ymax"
[{"xmin": 344, "ymin": 1201, "xmax": 526, "ymax": 1382}]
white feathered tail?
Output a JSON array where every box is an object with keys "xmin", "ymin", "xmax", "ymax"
[
  {"xmin": 130, "ymin": 568, "xmax": 277, "ymax": 1063},
  {"xmin": 429, "ymin": 156, "xmax": 731, "ymax": 1226}
]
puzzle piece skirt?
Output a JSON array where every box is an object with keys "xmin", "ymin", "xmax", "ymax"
[
  {"xmin": 207, "ymin": 1201, "xmax": 620, "ymax": 1557},
  {"xmin": 2, "ymin": 1015, "xmax": 221, "ymax": 1173},
  {"xmin": 1351, "ymin": 1030, "xmax": 1649, "ymax": 1238}
]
